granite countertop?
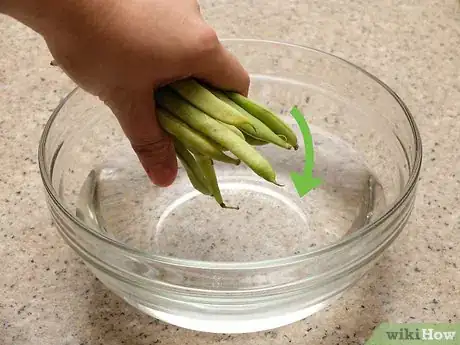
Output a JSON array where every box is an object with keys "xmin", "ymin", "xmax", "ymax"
[{"xmin": 1, "ymin": 1, "xmax": 459, "ymax": 344}]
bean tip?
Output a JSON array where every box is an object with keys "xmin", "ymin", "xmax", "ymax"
[
  {"xmin": 293, "ymin": 144, "xmax": 299, "ymax": 150},
  {"xmin": 220, "ymin": 203, "xmax": 240, "ymax": 210},
  {"xmin": 226, "ymin": 158, "xmax": 241, "ymax": 166}
]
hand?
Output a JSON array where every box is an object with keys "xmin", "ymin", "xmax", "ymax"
[{"xmin": 10, "ymin": 0, "xmax": 250, "ymax": 186}]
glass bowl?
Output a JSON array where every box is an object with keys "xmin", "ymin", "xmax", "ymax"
[{"xmin": 38, "ymin": 39, "xmax": 422, "ymax": 333}]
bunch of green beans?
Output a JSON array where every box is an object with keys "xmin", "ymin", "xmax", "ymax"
[{"xmin": 155, "ymin": 78, "xmax": 298, "ymax": 209}]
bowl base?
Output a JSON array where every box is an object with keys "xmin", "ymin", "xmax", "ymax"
[
  {"xmin": 122, "ymin": 293, "xmax": 338, "ymax": 334},
  {"xmin": 151, "ymin": 180, "xmax": 313, "ymax": 261}
]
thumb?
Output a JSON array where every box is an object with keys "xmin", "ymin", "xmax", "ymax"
[{"xmin": 104, "ymin": 88, "xmax": 178, "ymax": 187}]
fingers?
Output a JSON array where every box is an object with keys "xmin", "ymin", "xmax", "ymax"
[
  {"xmin": 103, "ymin": 88, "xmax": 178, "ymax": 187},
  {"xmin": 194, "ymin": 43, "xmax": 250, "ymax": 96}
]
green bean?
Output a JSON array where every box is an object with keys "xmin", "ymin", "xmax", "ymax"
[
  {"xmin": 157, "ymin": 107, "xmax": 240, "ymax": 165},
  {"xmin": 209, "ymin": 89, "xmax": 292, "ymax": 150},
  {"xmin": 219, "ymin": 121, "xmax": 245, "ymax": 140},
  {"xmin": 155, "ymin": 88, "xmax": 280, "ymax": 185},
  {"xmin": 226, "ymin": 92, "xmax": 299, "ymax": 149},
  {"xmin": 195, "ymin": 155, "xmax": 238, "ymax": 209},
  {"xmin": 244, "ymin": 133, "xmax": 268, "ymax": 146},
  {"xmin": 173, "ymin": 140, "xmax": 211, "ymax": 196},
  {"xmin": 168, "ymin": 79, "xmax": 250, "ymax": 126}
]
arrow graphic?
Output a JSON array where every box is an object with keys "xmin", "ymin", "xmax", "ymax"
[{"xmin": 289, "ymin": 106, "xmax": 322, "ymax": 197}]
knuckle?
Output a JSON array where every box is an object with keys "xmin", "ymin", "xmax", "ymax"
[
  {"xmin": 191, "ymin": 25, "xmax": 219, "ymax": 57},
  {"xmin": 242, "ymin": 73, "xmax": 250, "ymax": 90},
  {"xmin": 132, "ymin": 137, "xmax": 173, "ymax": 163}
]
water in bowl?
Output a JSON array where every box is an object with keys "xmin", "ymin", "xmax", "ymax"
[{"xmin": 75, "ymin": 124, "xmax": 387, "ymax": 262}]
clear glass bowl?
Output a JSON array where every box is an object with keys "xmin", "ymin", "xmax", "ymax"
[{"xmin": 38, "ymin": 39, "xmax": 422, "ymax": 333}]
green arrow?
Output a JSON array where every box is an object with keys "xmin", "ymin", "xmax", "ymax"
[{"xmin": 289, "ymin": 106, "xmax": 322, "ymax": 197}]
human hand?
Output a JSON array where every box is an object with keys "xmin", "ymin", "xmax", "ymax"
[{"xmin": 25, "ymin": 0, "xmax": 250, "ymax": 186}]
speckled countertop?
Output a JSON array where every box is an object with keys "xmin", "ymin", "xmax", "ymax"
[{"xmin": 1, "ymin": 1, "xmax": 459, "ymax": 344}]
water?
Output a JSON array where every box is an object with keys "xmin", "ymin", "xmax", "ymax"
[{"xmin": 75, "ymin": 126, "xmax": 387, "ymax": 262}]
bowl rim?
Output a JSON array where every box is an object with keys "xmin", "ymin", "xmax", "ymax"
[{"xmin": 38, "ymin": 38, "xmax": 422, "ymax": 270}]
